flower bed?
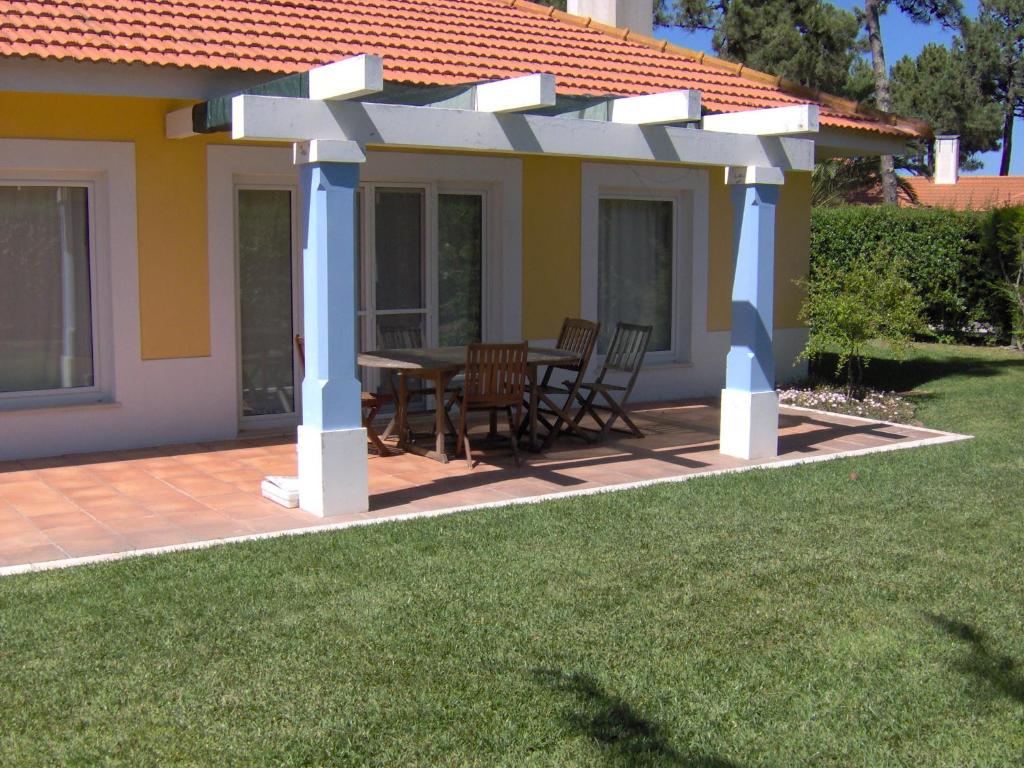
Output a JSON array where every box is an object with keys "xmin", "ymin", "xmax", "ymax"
[{"xmin": 778, "ymin": 386, "xmax": 916, "ymax": 424}]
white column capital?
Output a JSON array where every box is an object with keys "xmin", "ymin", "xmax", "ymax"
[
  {"xmin": 725, "ymin": 166, "xmax": 785, "ymax": 186},
  {"xmin": 293, "ymin": 139, "xmax": 367, "ymax": 166}
]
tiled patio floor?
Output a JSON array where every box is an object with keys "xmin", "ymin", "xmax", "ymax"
[{"xmin": 0, "ymin": 400, "xmax": 964, "ymax": 573}]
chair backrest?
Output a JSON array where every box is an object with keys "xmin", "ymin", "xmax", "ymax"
[
  {"xmin": 379, "ymin": 324, "xmax": 423, "ymax": 350},
  {"xmin": 601, "ymin": 323, "xmax": 652, "ymax": 379},
  {"xmin": 554, "ymin": 317, "xmax": 600, "ymax": 373},
  {"xmin": 462, "ymin": 342, "xmax": 528, "ymax": 407}
]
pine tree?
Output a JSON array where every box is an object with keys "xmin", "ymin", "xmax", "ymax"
[
  {"xmin": 890, "ymin": 42, "xmax": 1003, "ymax": 173},
  {"xmin": 659, "ymin": 0, "xmax": 865, "ymax": 96},
  {"xmin": 962, "ymin": 0, "xmax": 1024, "ymax": 176},
  {"xmin": 859, "ymin": 0, "xmax": 962, "ymax": 202}
]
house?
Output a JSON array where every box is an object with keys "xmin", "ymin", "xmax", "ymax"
[
  {"xmin": 0, "ymin": 0, "xmax": 926, "ymax": 515},
  {"xmin": 905, "ymin": 137, "xmax": 1024, "ymax": 209}
]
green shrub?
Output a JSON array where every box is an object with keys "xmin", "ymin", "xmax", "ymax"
[
  {"xmin": 810, "ymin": 205, "xmax": 986, "ymax": 338},
  {"xmin": 799, "ymin": 249, "xmax": 926, "ymax": 395},
  {"xmin": 981, "ymin": 206, "xmax": 1024, "ymax": 347}
]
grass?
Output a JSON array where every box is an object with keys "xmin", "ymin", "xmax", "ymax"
[{"xmin": 1, "ymin": 342, "xmax": 1023, "ymax": 766}]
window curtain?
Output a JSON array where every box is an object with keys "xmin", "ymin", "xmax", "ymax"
[
  {"xmin": 597, "ymin": 198, "xmax": 673, "ymax": 353},
  {"xmin": 0, "ymin": 185, "xmax": 93, "ymax": 394}
]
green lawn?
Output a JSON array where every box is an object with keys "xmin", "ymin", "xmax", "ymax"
[{"xmin": 2, "ymin": 343, "xmax": 1022, "ymax": 766}]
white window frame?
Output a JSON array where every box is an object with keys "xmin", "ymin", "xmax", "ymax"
[
  {"xmin": 0, "ymin": 171, "xmax": 115, "ymax": 410},
  {"xmin": 581, "ymin": 162, "xmax": 707, "ymax": 367},
  {"xmin": 233, "ymin": 180, "xmax": 303, "ymax": 429}
]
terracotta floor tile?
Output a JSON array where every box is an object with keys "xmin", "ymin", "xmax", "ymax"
[
  {"xmin": 123, "ymin": 527, "xmax": 199, "ymax": 550},
  {"xmin": 55, "ymin": 534, "xmax": 130, "ymax": 558},
  {"xmin": 0, "ymin": 402, "xmax": 949, "ymax": 570},
  {"xmin": 13, "ymin": 498, "xmax": 83, "ymax": 517},
  {"xmin": 0, "ymin": 543, "xmax": 68, "ymax": 566},
  {"xmin": 198, "ymin": 492, "xmax": 271, "ymax": 511},
  {"xmin": 0, "ymin": 481, "xmax": 65, "ymax": 505},
  {"xmin": 166, "ymin": 477, "xmax": 240, "ymax": 499},
  {"xmin": 44, "ymin": 522, "xmax": 115, "ymax": 542},
  {"xmin": 160, "ymin": 508, "xmax": 237, "ymax": 527},
  {"xmin": 25, "ymin": 511, "xmax": 95, "ymax": 531},
  {"xmin": 0, "ymin": 530, "xmax": 53, "ymax": 552},
  {"xmin": 102, "ymin": 514, "xmax": 175, "ymax": 536},
  {"xmin": 180, "ymin": 519, "xmax": 251, "ymax": 540}
]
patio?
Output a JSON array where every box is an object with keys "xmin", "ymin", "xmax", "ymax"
[{"xmin": 0, "ymin": 400, "xmax": 961, "ymax": 574}]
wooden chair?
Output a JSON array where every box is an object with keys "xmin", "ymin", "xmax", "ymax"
[
  {"xmin": 528, "ymin": 317, "xmax": 600, "ymax": 450},
  {"xmin": 570, "ymin": 323, "xmax": 652, "ymax": 442},
  {"xmin": 452, "ymin": 342, "xmax": 528, "ymax": 467},
  {"xmin": 294, "ymin": 334, "xmax": 393, "ymax": 456}
]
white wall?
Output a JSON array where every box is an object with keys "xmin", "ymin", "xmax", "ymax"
[{"xmin": 0, "ymin": 139, "xmax": 242, "ymax": 461}]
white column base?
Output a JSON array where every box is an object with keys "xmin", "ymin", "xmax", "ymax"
[
  {"xmin": 719, "ymin": 389, "xmax": 778, "ymax": 460},
  {"xmin": 297, "ymin": 424, "xmax": 369, "ymax": 517}
]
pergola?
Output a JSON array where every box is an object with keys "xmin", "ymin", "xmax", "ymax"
[{"xmin": 171, "ymin": 54, "xmax": 822, "ymax": 517}]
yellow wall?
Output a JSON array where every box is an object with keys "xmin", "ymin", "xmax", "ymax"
[
  {"xmin": 1, "ymin": 91, "xmax": 226, "ymax": 360},
  {"xmin": 521, "ymin": 156, "xmax": 582, "ymax": 339},
  {"xmin": 2, "ymin": 91, "xmax": 809, "ymax": 356},
  {"xmin": 707, "ymin": 170, "xmax": 811, "ymax": 331}
]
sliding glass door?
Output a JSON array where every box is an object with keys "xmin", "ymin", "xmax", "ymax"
[{"xmin": 236, "ymin": 187, "xmax": 300, "ymax": 425}]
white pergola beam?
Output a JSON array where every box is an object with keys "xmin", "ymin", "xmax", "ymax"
[
  {"xmin": 474, "ymin": 73, "xmax": 556, "ymax": 113},
  {"xmin": 293, "ymin": 139, "xmax": 367, "ymax": 165},
  {"xmin": 232, "ymin": 95, "xmax": 814, "ymax": 171},
  {"xmin": 165, "ymin": 106, "xmax": 196, "ymax": 139},
  {"xmin": 702, "ymin": 105, "xmax": 819, "ymax": 137},
  {"xmin": 725, "ymin": 166, "xmax": 786, "ymax": 186},
  {"xmin": 610, "ymin": 90, "xmax": 701, "ymax": 125},
  {"xmin": 307, "ymin": 54, "xmax": 384, "ymax": 101}
]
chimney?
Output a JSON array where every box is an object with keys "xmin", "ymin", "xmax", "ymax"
[
  {"xmin": 934, "ymin": 135, "xmax": 960, "ymax": 185},
  {"xmin": 567, "ymin": 0, "xmax": 654, "ymax": 38}
]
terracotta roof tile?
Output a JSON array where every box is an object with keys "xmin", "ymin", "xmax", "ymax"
[
  {"xmin": 906, "ymin": 176, "xmax": 1024, "ymax": 210},
  {"xmin": 0, "ymin": 0, "xmax": 922, "ymax": 137}
]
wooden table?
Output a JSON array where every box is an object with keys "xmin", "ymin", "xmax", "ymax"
[{"xmin": 358, "ymin": 346, "xmax": 581, "ymax": 462}]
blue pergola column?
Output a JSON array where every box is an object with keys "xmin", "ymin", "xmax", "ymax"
[
  {"xmin": 720, "ymin": 166, "xmax": 785, "ymax": 460},
  {"xmin": 295, "ymin": 140, "xmax": 368, "ymax": 517}
]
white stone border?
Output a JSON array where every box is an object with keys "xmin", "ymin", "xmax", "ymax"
[{"xmin": 0, "ymin": 411, "xmax": 971, "ymax": 578}]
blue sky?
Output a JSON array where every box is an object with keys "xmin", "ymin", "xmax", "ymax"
[{"xmin": 653, "ymin": 0, "xmax": 1020, "ymax": 174}]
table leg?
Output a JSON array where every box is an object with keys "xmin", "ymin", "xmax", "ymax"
[
  {"xmin": 528, "ymin": 364, "xmax": 540, "ymax": 452},
  {"xmin": 434, "ymin": 372, "xmax": 447, "ymax": 460}
]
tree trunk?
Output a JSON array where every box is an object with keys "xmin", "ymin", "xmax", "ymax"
[
  {"xmin": 864, "ymin": 0, "xmax": 898, "ymax": 204},
  {"xmin": 1000, "ymin": 98, "xmax": 1014, "ymax": 177}
]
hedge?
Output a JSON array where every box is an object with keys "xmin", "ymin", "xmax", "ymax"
[{"xmin": 810, "ymin": 205, "xmax": 1016, "ymax": 340}]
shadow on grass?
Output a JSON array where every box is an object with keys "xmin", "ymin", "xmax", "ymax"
[
  {"xmin": 926, "ymin": 613, "xmax": 1024, "ymax": 703},
  {"xmin": 811, "ymin": 352, "xmax": 1024, "ymax": 393},
  {"xmin": 533, "ymin": 669, "xmax": 741, "ymax": 767}
]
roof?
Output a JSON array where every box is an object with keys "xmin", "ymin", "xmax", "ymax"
[
  {"xmin": 905, "ymin": 176, "xmax": 1024, "ymax": 210},
  {"xmin": 0, "ymin": 0, "xmax": 925, "ymax": 138}
]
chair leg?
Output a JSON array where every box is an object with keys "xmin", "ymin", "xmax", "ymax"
[
  {"xmin": 456, "ymin": 401, "xmax": 474, "ymax": 468},
  {"xmin": 614, "ymin": 406, "xmax": 644, "ymax": 438},
  {"xmin": 363, "ymin": 403, "xmax": 392, "ymax": 456}
]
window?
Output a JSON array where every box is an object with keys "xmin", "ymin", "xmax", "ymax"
[
  {"xmin": 236, "ymin": 187, "xmax": 297, "ymax": 419},
  {"xmin": 582, "ymin": 163, "xmax": 702, "ymax": 368},
  {"xmin": 357, "ymin": 186, "xmax": 485, "ymax": 356},
  {"xmin": 0, "ymin": 184, "xmax": 96, "ymax": 395},
  {"xmin": 438, "ymin": 193, "xmax": 483, "ymax": 346},
  {"xmin": 597, "ymin": 197, "xmax": 674, "ymax": 353}
]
